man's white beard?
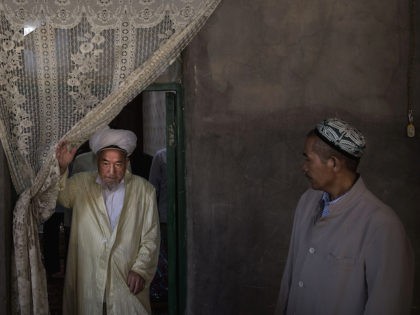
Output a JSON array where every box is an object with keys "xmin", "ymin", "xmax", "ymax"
[{"xmin": 102, "ymin": 179, "xmax": 120, "ymax": 191}]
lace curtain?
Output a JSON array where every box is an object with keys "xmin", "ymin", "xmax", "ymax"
[{"xmin": 0, "ymin": 0, "xmax": 220, "ymax": 313}]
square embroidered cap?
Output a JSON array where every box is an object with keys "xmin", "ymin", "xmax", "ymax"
[{"xmin": 315, "ymin": 118, "xmax": 366, "ymax": 160}]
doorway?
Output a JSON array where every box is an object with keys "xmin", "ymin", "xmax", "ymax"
[
  {"xmin": 95, "ymin": 82, "xmax": 187, "ymax": 315},
  {"xmin": 143, "ymin": 83, "xmax": 187, "ymax": 315},
  {"xmin": 43, "ymin": 83, "xmax": 186, "ymax": 315}
]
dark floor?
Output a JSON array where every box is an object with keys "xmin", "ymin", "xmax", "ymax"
[{"xmin": 46, "ymin": 272, "xmax": 64, "ymax": 315}]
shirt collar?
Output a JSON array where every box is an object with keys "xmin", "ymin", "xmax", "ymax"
[{"xmin": 321, "ymin": 191, "xmax": 344, "ymax": 206}]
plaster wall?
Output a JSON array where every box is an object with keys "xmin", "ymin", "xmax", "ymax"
[{"xmin": 183, "ymin": 0, "xmax": 420, "ymax": 314}]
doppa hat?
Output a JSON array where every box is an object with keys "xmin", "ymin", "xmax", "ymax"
[
  {"xmin": 89, "ymin": 125, "xmax": 137, "ymax": 156},
  {"xmin": 315, "ymin": 118, "xmax": 366, "ymax": 160}
]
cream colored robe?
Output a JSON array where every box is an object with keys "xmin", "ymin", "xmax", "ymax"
[{"xmin": 58, "ymin": 170, "xmax": 160, "ymax": 315}]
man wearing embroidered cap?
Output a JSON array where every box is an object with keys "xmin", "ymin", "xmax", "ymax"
[
  {"xmin": 275, "ymin": 118, "xmax": 414, "ymax": 315},
  {"xmin": 56, "ymin": 126, "xmax": 160, "ymax": 315}
]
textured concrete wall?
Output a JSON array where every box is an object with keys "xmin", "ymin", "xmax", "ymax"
[{"xmin": 183, "ymin": 0, "xmax": 419, "ymax": 314}]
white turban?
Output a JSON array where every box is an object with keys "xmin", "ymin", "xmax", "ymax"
[{"xmin": 89, "ymin": 125, "xmax": 137, "ymax": 156}]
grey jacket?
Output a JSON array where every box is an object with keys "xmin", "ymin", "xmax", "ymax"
[{"xmin": 276, "ymin": 177, "xmax": 414, "ymax": 315}]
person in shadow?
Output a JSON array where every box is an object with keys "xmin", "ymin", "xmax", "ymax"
[{"xmin": 276, "ymin": 118, "xmax": 414, "ymax": 315}]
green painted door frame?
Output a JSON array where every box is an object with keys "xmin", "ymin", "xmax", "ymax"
[{"xmin": 145, "ymin": 83, "xmax": 187, "ymax": 315}]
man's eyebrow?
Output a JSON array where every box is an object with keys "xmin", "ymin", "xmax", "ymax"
[{"xmin": 100, "ymin": 158, "xmax": 125, "ymax": 163}]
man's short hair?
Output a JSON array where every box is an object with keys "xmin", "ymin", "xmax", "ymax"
[{"xmin": 307, "ymin": 129, "xmax": 360, "ymax": 172}]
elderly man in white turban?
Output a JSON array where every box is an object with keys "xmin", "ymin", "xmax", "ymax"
[{"xmin": 56, "ymin": 126, "xmax": 160, "ymax": 315}]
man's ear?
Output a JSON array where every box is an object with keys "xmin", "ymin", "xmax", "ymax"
[
  {"xmin": 326, "ymin": 156, "xmax": 335, "ymax": 168},
  {"xmin": 329, "ymin": 156, "xmax": 342, "ymax": 171}
]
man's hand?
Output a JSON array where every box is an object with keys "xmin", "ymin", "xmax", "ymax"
[
  {"xmin": 127, "ymin": 270, "xmax": 146, "ymax": 295},
  {"xmin": 56, "ymin": 141, "xmax": 78, "ymax": 175}
]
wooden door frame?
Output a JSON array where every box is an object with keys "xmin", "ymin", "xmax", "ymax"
[{"xmin": 144, "ymin": 83, "xmax": 187, "ymax": 315}]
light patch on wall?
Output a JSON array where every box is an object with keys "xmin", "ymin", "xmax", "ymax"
[{"xmin": 142, "ymin": 91, "xmax": 166, "ymax": 156}]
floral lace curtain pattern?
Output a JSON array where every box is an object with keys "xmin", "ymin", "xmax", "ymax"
[{"xmin": 0, "ymin": 0, "xmax": 220, "ymax": 313}]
